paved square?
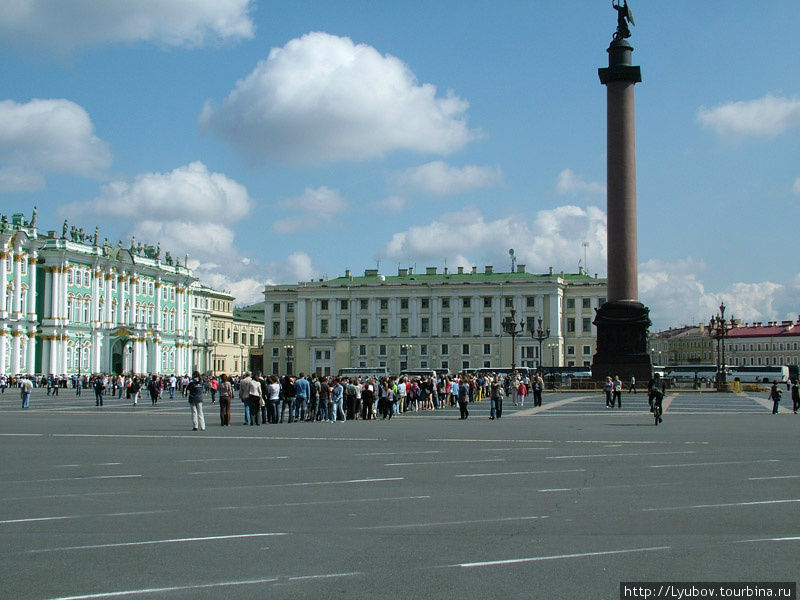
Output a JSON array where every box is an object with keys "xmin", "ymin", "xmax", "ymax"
[{"xmin": 1, "ymin": 389, "xmax": 798, "ymax": 599}]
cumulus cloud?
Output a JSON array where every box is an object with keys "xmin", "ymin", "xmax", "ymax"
[
  {"xmin": 69, "ymin": 161, "xmax": 251, "ymax": 222},
  {"xmin": 65, "ymin": 161, "xmax": 252, "ymax": 263},
  {"xmin": 380, "ymin": 205, "xmax": 607, "ymax": 275},
  {"xmin": 640, "ymin": 259, "xmax": 800, "ymax": 330},
  {"xmin": 0, "ymin": 0, "xmax": 254, "ymax": 54},
  {"xmin": 0, "ymin": 98, "xmax": 111, "ymax": 191},
  {"xmin": 697, "ymin": 94, "xmax": 800, "ymax": 138},
  {"xmin": 272, "ymin": 186, "xmax": 348, "ymax": 233},
  {"xmin": 391, "ymin": 161, "xmax": 503, "ymax": 196},
  {"xmin": 554, "ymin": 168, "xmax": 606, "ymax": 196},
  {"xmin": 199, "ymin": 31, "xmax": 477, "ymax": 163},
  {"xmin": 793, "ymin": 178, "xmax": 800, "ymax": 195}
]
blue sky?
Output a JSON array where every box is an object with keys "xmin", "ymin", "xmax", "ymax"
[{"xmin": 1, "ymin": 1, "xmax": 799, "ymax": 330}]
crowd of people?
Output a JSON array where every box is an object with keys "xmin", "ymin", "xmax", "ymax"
[{"xmin": 5, "ymin": 371, "xmax": 800, "ymax": 428}]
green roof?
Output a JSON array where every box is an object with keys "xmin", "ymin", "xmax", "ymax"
[{"xmin": 325, "ymin": 271, "xmax": 597, "ymax": 284}]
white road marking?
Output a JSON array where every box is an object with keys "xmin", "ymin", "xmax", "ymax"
[
  {"xmin": 644, "ymin": 498, "xmax": 800, "ymax": 511},
  {"xmin": 385, "ymin": 458, "xmax": 504, "ymax": 466},
  {"xmin": 456, "ymin": 469, "xmax": 586, "ymax": 478},
  {"xmin": 45, "ymin": 572, "xmax": 361, "ymax": 600},
  {"xmin": 733, "ymin": 536, "xmax": 800, "ymax": 544},
  {"xmin": 178, "ymin": 456, "xmax": 288, "ymax": 463},
  {"xmin": 4, "ymin": 474, "xmax": 142, "ymax": 484},
  {"xmin": 748, "ymin": 475, "xmax": 800, "ymax": 481},
  {"xmin": 214, "ymin": 495, "xmax": 431, "ymax": 511},
  {"xmin": 358, "ymin": 515, "xmax": 548, "ymax": 530},
  {"xmin": 356, "ymin": 450, "xmax": 441, "ymax": 456},
  {"xmin": 650, "ymin": 459, "xmax": 780, "ymax": 469},
  {"xmin": 449, "ymin": 545, "xmax": 671, "ymax": 568},
  {"xmin": 208, "ymin": 476, "xmax": 404, "ymax": 491},
  {"xmin": 51, "ymin": 433, "xmax": 385, "ymax": 442},
  {"xmin": 547, "ymin": 450, "xmax": 695, "ymax": 460},
  {"xmin": 28, "ymin": 532, "xmax": 288, "ymax": 553},
  {"xmin": 479, "ymin": 447, "xmax": 549, "ymax": 452},
  {"xmin": 1, "ymin": 491, "xmax": 130, "ymax": 502},
  {"xmin": 0, "ymin": 509, "xmax": 172, "ymax": 525}
]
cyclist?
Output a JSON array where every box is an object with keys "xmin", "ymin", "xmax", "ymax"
[{"xmin": 649, "ymin": 373, "xmax": 665, "ymax": 425}]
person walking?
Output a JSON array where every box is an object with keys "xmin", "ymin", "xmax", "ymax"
[
  {"xmin": 20, "ymin": 375, "xmax": 33, "ymax": 408},
  {"xmin": 769, "ymin": 380, "xmax": 782, "ymax": 414},
  {"xmin": 130, "ymin": 376, "xmax": 141, "ymax": 407},
  {"xmin": 93, "ymin": 375, "xmax": 105, "ymax": 406},
  {"xmin": 628, "ymin": 375, "xmax": 637, "ymax": 394},
  {"xmin": 187, "ymin": 371, "xmax": 206, "ymax": 431},
  {"xmin": 457, "ymin": 376, "xmax": 470, "ymax": 419},
  {"xmin": 331, "ymin": 378, "xmax": 345, "ymax": 422},
  {"xmin": 489, "ymin": 375, "xmax": 504, "ymax": 420},
  {"xmin": 613, "ymin": 375, "xmax": 622, "ymax": 408},
  {"xmin": 791, "ymin": 379, "xmax": 800, "ymax": 414},
  {"xmin": 239, "ymin": 371, "xmax": 252, "ymax": 425},
  {"xmin": 217, "ymin": 374, "xmax": 233, "ymax": 426},
  {"xmin": 604, "ymin": 376, "xmax": 614, "ymax": 408}
]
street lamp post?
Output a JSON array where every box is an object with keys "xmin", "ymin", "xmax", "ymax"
[
  {"xmin": 75, "ymin": 332, "xmax": 85, "ymax": 378},
  {"xmin": 708, "ymin": 302, "xmax": 735, "ymax": 389},
  {"xmin": 530, "ymin": 317, "xmax": 550, "ymax": 373},
  {"xmin": 547, "ymin": 341, "xmax": 559, "ymax": 390},
  {"xmin": 211, "ymin": 342, "xmax": 217, "ymax": 376},
  {"xmin": 502, "ymin": 307, "xmax": 525, "ymax": 373},
  {"xmin": 401, "ymin": 344, "xmax": 413, "ymax": 372}
]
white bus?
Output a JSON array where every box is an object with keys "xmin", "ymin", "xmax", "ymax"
[
  {"xmin": 732, "ymin": 365, "xmax": 789, "ymax": 384},
  {"xmin": 337, "ymin": 366, "xmax": 388, "ymax": 380},
  {"xmin": 664, "ymin": 364, "xmax": 733, "ymax": 383}
]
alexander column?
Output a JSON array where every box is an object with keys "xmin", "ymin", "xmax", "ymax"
[{"xmin": 591, "ymin": 1, "xmax": 652, "ymax": 382}]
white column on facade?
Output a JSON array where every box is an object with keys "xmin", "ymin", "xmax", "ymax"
[
  {"xmin": 153, "ymin": 339, "xmax": 162, "ymax": 375},
  {"xmin": 176, "ymin": 286, "xmax": 184, "ymax": 335},
  {"xmin": 90, "ymin": 269, "xmax": 99, "ymax": 325},
  {"xmin": 296, "ymin": 297, "xmax": 307, "ymax": 338},
  {"xmin": 155, "ymin": 279, "xmax": 162, "ymax": 330},
  {"xmin": 56, "ymin": 266, "xmax": 66, "ymax": 322},
  {"xmin": 0, "ymin": 244, "xmax": 8, "ymax": 315},
  {"xmin": 369, "ymin": 298, "xmax": 377, "ymax": 337},
  {"xmin": 93, "ymin": 330, "xmax": 103, "ymax": 373},
  {"xmin": 26, "ymin": 252, "xmax": 38, "ymax": 320},
  {"xmin": 26, "ymin": 331, "xmax": 35, "ymax": 375},
  {"xmin": 185, "ymin": 289, "xmax": 192, "ymax": 336},
  {"xmin": 311, "ymin": 299, "xmax": 319, "ymax": 337},
  {"xmin": 0, "ymin": 331, "xmax": 7, "ymax": 375},
  {"xmin": 103, "ymin": 271, "xmax": 113, "ymax": 327},
  {"xmin": 129, "ymin": 276, "xmax": 137, "ymax": 326},
  {"xmin": 11, "ymin": 331, "xmax": 21, "ymax": 374},
  {"xmin": 390, "ymin": 297, "xmax": 398, "ymax": 337},
  {"xmin": 117, "ymin": 274, "xmax": 126, "ymax": 326},
  {"xmin": 60, "ymin": 333, "xmax": 68, "ymax": 375},
  {"xmin": 12, "ymin": 248, "xmax": 23, "ymax": 317}
]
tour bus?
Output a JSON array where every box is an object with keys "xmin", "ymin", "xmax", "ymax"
[
  {"xmin": 399, "ymin": 369, "xmax": 437, "ymax": 380},
  {"xmin": 664, "ymin": 364, "xmax": 733, "ymax": 383},
  {"xmin": 336, "ymin": 366, "xmax": 388, "ymax": 380},
  {"xmin": 473, "ymin": 367, "xmax": 532, "ymax": 378},
  {"xmin": 732, "ymin": 365, "xmax": 789, "ymax": 384}
]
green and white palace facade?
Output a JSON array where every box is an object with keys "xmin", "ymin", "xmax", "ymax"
[{"xmin": 1, "ymin": 211, "xmax": 199, "ymax": 376}]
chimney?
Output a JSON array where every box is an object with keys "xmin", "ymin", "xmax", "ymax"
[
  {"xmin": 426, "ymin": 267, "xmax": 437, "ymax": 275},
  {"xmin": 471, "ymin": 266, "xmax": 477, "ymax": 274},
  {"xmin": 457, "ymin": 266, "xmax": 464, "ymax": 274},
  {"xmin": 484, "ymin": 265, "xmax": 493, "ymax": 274},
  {"xmin": 364, "ymin": 269, "xmax": 378, "ymax": 277},
  {"xmin": 345, "ymin": 269, "xmax": 351, "ymax": 278},
  {"xmin": 516, "ymin": 264, "xmax": 526, "ymax": 273},
  {"xmin": 548, "ymin": 266, "xmax": 554, "ymax": 275},
  {"xmin": 398, "ymin": 268, "xmax": 408, "ymax": 276},
  {"xmin": 408, "ymin": 266, "xmax": 414, "ymax": 275},
  {"xmin": 444, "ymin": 267, "xmax": 449, "ymax": 275}
]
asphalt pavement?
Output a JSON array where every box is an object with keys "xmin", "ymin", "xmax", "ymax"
[{"xmin": 0, "ymin": 387, "xmax": 797, "ymax": 599}]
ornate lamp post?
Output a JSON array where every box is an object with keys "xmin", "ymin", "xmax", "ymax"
[
  {"xmin": 502, "ymin": 308, "xmax": 525, "ymax": 372},
  {"xmin": 530, "ymin": 317, "xmax": 550, "ymax": 372},
  {"xmin": 75, "ymin": 332, "xmax": 86, "ymax": 377},
  {"xmin": 708, "ymin": 302, "xmax": 735, "ymax": 389},
  {"xmin": 400, "ymin": 344, "xmax": 413, "ymax": 372}
]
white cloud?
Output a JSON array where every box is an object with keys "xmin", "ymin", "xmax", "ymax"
[
  {"xmin": 380, "ymin": 205, "xmax": 607, "ymax": 275},
  {"xmin": 272, "ymin": 186, "xmax": 347, "ymax": 233},
  {"xmin": 640, "ymin": 259, "xmax": 800, "ymax": 330},
  {"xmin": 697, "ymin": 94, "xmax": 800, "ymax": 138},
  {"xmin": 199, "ymin": 31, "xmax": 477, "ymax": 163},
  {"xmin": 65, "ymin": 161, "xmax": 252, "ymax": 264},
  {"xmin": 68, "ymin": 161, "xmax": 251, "ymax": 222},
  {"xmin": 0, "ymin": 0, "xmax": 254, "ymax": 54},
  {"xmin": 391, "ymin": 161, "xmax": 503, "ymax": 196},
  {"xmin": 793, "ymin": 177, "xmax": 800, "ymax": 195},
  {"xmin": 0, "ymin": 99, "xmax": 111, "ymax": 191},
  {"xmin": 554, "ymin": 168, "xmax": 605, "ymax": 196}
]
